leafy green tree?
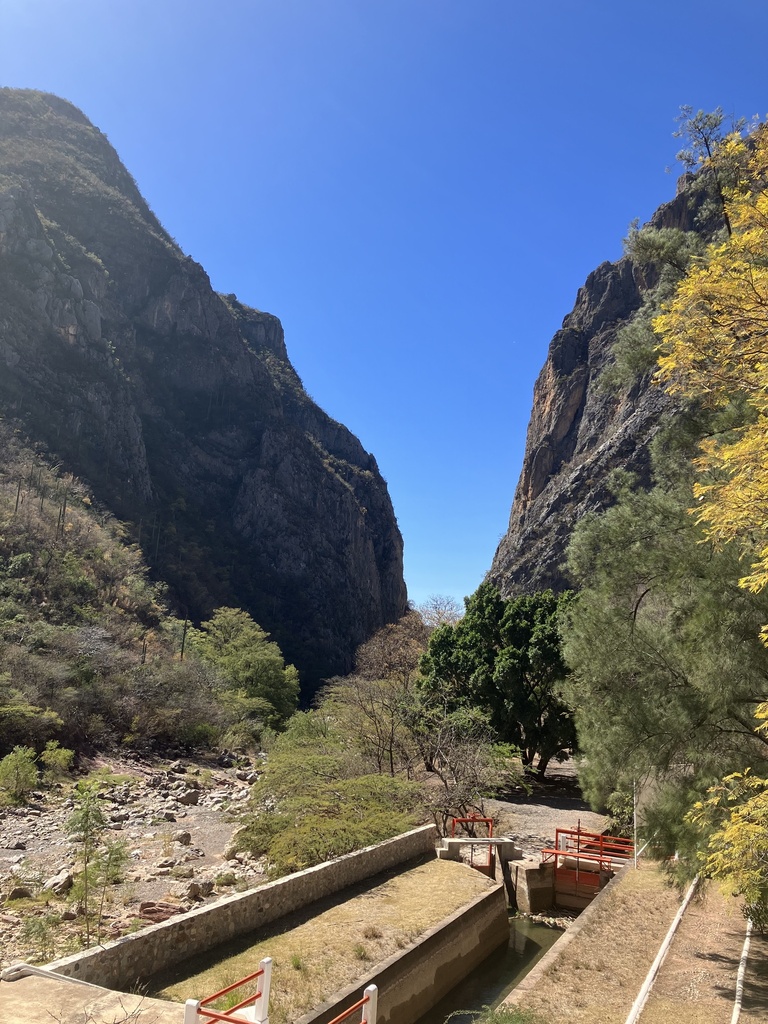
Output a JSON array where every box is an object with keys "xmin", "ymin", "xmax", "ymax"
[
  {"xmin": 39, "ymin": 739, "xmax": 74, "ymax": 781},
  {"xmin": 189, "ymin": 607, "xmax": 299, "ymax": 730},
  {"xmin": 0, "ymin": 745, "xmax": 38, "ymax": 802},
  {"xmin": 420, "ymin": 583, "xmax": 575, "ymax": 775}
]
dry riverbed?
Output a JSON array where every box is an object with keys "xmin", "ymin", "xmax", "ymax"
[{"xmin": 0, "ymin": 751, "xmax": 266, "ymax": 968}]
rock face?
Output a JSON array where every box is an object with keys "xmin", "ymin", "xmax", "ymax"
[
  {"xmin": 488, "ymin": 181, "xmax": 704, "ymax": 596},
  {"xmin": 0, "ymin": 89, "xmax": 407, "ymax": 686}
]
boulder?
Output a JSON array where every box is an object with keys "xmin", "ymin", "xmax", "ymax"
[
  {"xmin": 44, "ymin": 869, "xmax": 74, "ymax": 896},
  {"xmin": 5, "ymin": 886, "xmax": 32, "ymax": 901}
]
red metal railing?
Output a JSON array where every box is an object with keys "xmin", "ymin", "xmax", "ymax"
[
  {"xmin": 184, "ymin": 958, "xmax": 272, "ymax": 1024},
  {"xmin": 541, "ymin": 826, "xmax": 634, "ymax": 903},
  {"xmin": 542, "ymin": 827, "xmax": 634, "ymax": 865},
  {"xmin": 326, "ymin": 984, "xmax": 378, "ymax": 1024},
  {"xmin": 451, "ymin": 815, "xmax": 495, "ymax": 876}
]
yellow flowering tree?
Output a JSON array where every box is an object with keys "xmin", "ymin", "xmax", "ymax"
[
  {"xmin": 687, "ymin": 705, "xmax": 768, "ymax": 928},
  {"xmin": 655, "ymin": 128, "xmax": 768, "ymax": 605},
  {"xmin": 657, "ymin": 125, "xmax": 768, "ymax": 923}
]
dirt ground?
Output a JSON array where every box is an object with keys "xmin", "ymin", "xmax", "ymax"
[
  {"xmin": 640, "ymin": 880, "xmax": 768, "ymax": 1024},
  {"xmin": 486, "ymin": 759, "xmax": 608, "ymax": 858}
]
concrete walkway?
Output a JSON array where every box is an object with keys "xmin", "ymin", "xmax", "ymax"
[{"xmin": 0, "ymin": 972, "xmax": 182, "ymax": 1024}]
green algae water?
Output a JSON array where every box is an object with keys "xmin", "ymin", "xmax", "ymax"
[{"xmin": 413, "ymin": 917, "xmax": 563, "ymax": 1024}]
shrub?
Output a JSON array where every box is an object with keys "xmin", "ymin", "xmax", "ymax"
[
  {"xmin": 0, "ymin": 745, "xmax": 38, "ymax": 801},
  {"xmin": 39, "ymin": 740, "xmax": 75, "ymax": 781}
]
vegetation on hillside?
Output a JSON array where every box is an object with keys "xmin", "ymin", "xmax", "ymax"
[{"xmin": 0, "ymin": 418, "xmax": 297, "ymax": 760}]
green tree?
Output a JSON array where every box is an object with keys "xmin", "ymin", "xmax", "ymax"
[
  {"xmin": 0, "ymin": 745, "xmax": 38, "ymax": 802},
  {"xmin": 420, "ymin": 584, "xmax": 575, "ymax": 775},
  {"xmin": 189, "ymin": 607, "xmax": 299, "ymax": 730},
  {"xmin": 561, "ymin": 460, "xmax": 768, "ymax": 828},
  {"xmin": 673, "ymin": 105, "xmax": 749, "ymax": 236},
  {"xmin": 39, "ymin": 739, "xmax": 74, "ymax": 781},
  {"xmin": 64, "ymin": 785, "xmax": 106, "ymax": 945}
]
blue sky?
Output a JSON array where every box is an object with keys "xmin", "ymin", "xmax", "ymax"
[{"xmin": 3, "ymin": 1, "xmax": 768, "ymax": 608}]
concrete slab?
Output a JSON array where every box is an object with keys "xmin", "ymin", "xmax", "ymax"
[{"xmin": 0, "ymin": 973, "xmax": 182, "ymax": 1024}]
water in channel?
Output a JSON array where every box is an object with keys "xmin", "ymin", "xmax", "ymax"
[{"xmin": 414, "ymin": 916, "xmax": 563, "ymax": 1024}]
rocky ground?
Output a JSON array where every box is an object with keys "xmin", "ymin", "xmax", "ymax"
[
  {"xmin": 0, "ymin": 751, "xmax": 268, "ymax": 968},
  {"xmin": 0, "ymin": 756, "xmax": 605, "ymax": 970}
]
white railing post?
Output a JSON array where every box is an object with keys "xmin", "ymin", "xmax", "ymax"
[
  {"xmin": 251, "ymin": 957, "xmax": 272, "ymax": 1024},
  {"xmin": 361, "ymin": 985, "xmax": 378, "ymax": 1024},
  {"xmin": 184, "ymin": 999, "xmax": 201, "ymax": 1024}
]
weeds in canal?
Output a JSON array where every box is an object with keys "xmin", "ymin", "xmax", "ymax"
[{"xmin": 457, "ymin": 1008, "xmax": 546, "ymax": 1024}]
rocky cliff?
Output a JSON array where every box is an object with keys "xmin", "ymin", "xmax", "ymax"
[
  {"xmin": 0, "ymin": 88, "xmax": 407, "ymax": 687},
  {"xmin": 488, "ymin": 180, "xmax": 706, "ymax": 596}
]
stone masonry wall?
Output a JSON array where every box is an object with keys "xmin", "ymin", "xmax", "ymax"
[{"xmin": 47, "ymin": 825, "xmax": 438, "ymax": 992}]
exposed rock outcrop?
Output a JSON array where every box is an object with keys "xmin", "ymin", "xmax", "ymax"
[
  {"xmin": 488, "ymin": 182, "xmax": 705, "ymax": 595},
  {"xmin": 0, "ymin": 88, "xmax": 407, "ymax": 687}
]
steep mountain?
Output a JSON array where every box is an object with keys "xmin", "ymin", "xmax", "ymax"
[
  {"xmin": 488, "ymin": 178, "xmax": 708, "ymax": 595},
  {"xmin": 0, "ymin": 88, "xmax": 407, "ymax": 688}
]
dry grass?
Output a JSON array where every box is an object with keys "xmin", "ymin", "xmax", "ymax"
[
  {"xmin": 513, "ymin": 861, "xmax": 684, "ymax": 1024},
  {"xmin": 150, "ymin": 858, "xmax": 496, "ymax": 1024},
  {"xmin": 639, "ymin": 881, "xmax": 747, "ymax": 1024}
]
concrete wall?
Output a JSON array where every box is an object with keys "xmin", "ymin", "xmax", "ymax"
[
  {"xmin": 503, "ymin": 863, "xmax": 628, "ymax": 1009},
  {"xmin": 47, "ymin": 824, "xmax": 438, "ymax": 992},
  {"xmin": 296, "ymin": 884, "xmax": 510, "ymax": 1024},
  {"xmin": 509, "ymin": 858, "xmax": 555, "ymax": 914}
]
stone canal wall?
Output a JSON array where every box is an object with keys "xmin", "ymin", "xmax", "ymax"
[{"xmin": 46, "ymin": 824, "xmax": 438, "ymax": 991}]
